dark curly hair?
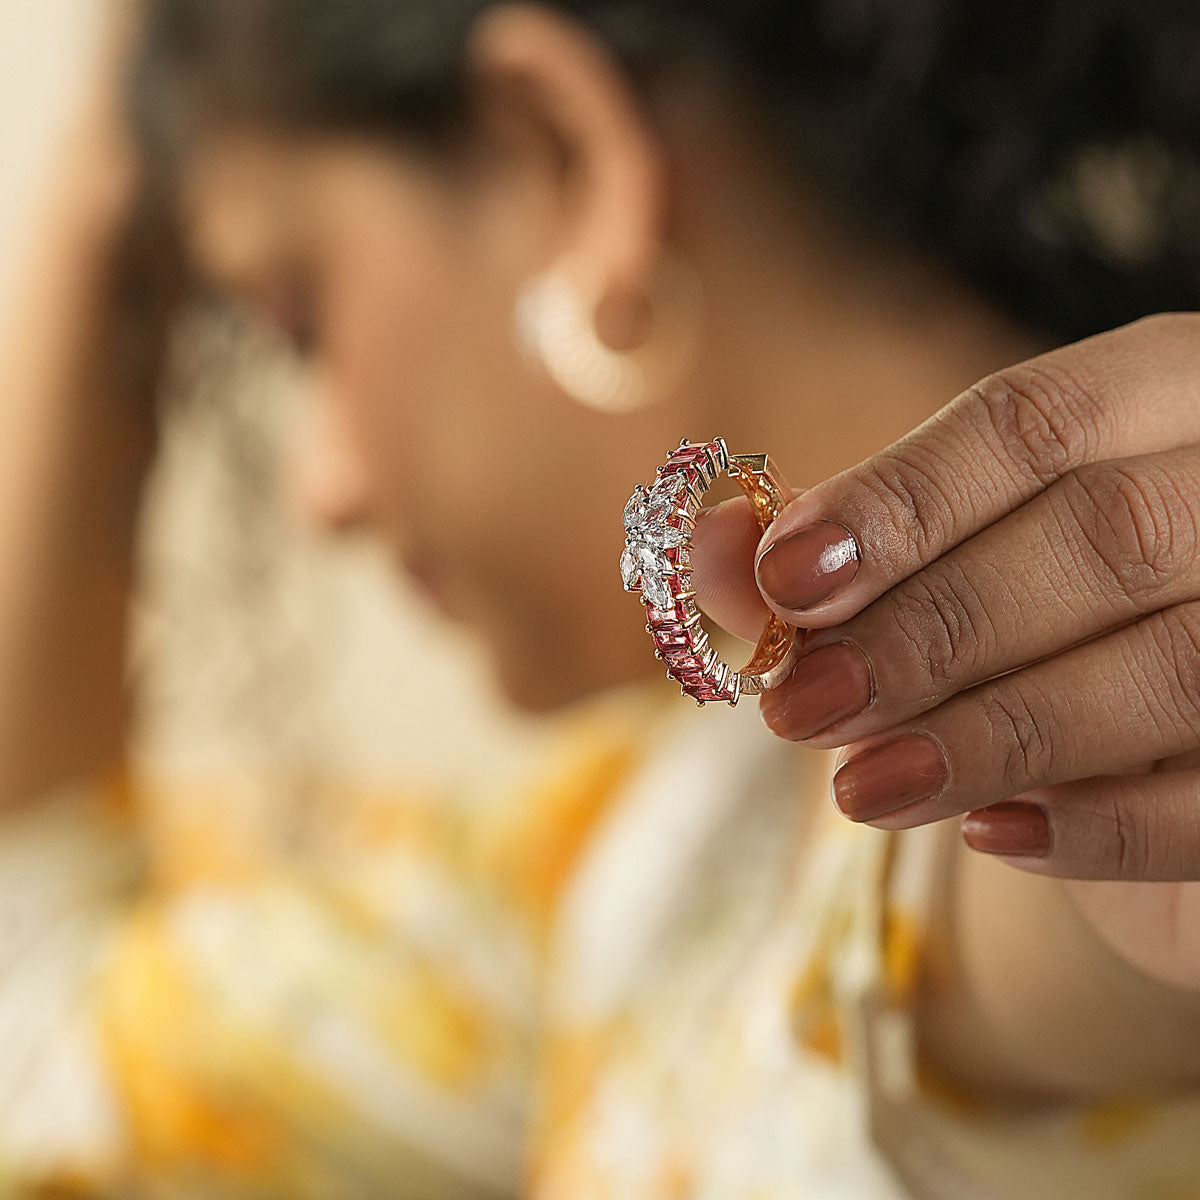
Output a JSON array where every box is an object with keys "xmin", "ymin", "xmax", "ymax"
[{"xmin": 130, "ymin": 0, "xmax": 1200, "ymax": 345}]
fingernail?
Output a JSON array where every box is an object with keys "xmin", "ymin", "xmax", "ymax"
[
  {"xmin": 961, "ymin": 802, "xmax": 1052, "ymax": 859},
  {"xmin": 832, "ymin": 733, "xmax": 948, "ymax": 822},
  {"xmin": 863, "ymin": 797, "xmax": 946, "ymax": 831},
  {"xmin": 756, "ymin": 521, "xmax": 860, "ymax": 612},
  {"xmin": 761, "ymin": 640, "xmax": 874, "ymax": 740}
]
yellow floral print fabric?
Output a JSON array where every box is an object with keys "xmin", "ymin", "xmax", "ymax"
[{"xmin": 1, "ymin": 686, "xmax": 1199, "ymax": 1199}]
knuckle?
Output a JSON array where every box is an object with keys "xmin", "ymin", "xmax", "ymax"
[
  {"xmin": 1096, "ymin": 790, "xmax": 1200, "ymax": 880},
  {"xmin": 1101, "ymin": 793, "xmax": 1148, "ymax": 879},
  {"xmin": 1151, "ymin": 780, "xmax": 1200, "ymax": 878},
  {"xmin": 969, "ymin": 362, "xmax": 1101, "ymax": 488},
  {"xmin": 1074, "ymin": 788, "xmax": 1150, "ymax": 879},
  {"xmin": 887, "ymin": 563, "xmax": 996, "ymax": 699},
  {"xmin": 981, "ymin": 678, "xmax": 1059, "ymax": 791},
  {"xmin": 862, "ymin": 450, "xmax": 961, "ymax": 563},
  {"xmin": 1147, "ymin": 604, "xmax": 1200, "ymax": 740},
  {"xmin": 1061, "ymin": 460, "xmax": 1197, "ymax": 606},
  {"xmin": 1090, "ymin": 789, "xmax": 1200, "ymax": 881}
]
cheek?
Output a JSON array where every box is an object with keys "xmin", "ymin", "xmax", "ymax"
[
  {"xmin": 319, "ymin": 215, "xmax": 538, "ymax": 555},
  {"xmin": 311, "ymin": 171, "xmax": 611, "ymax": 643}
]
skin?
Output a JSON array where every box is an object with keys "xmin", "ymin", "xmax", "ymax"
[
  {"xmin": 0, "ymin": 6, "xmax": 176, "ymax": 808},
  {"xmin": 5, "ymin": 2, "xmax": 1200, "ymax": 1116}
]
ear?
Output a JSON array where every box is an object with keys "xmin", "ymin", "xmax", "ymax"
[{"xmin": 466, "ymin": 3, "xmax": 666, "ymax": 351}]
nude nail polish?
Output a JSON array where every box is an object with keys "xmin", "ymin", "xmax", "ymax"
[
  {"xmin": 756, "ymin": 521, "xmax": 860, "ymax": 613},
  {"xmin": 761, "ymin": 640, "xmax": 874, "ymax": 740},
  {"xmin": 832, "ymin": 733, "xmax": 948, "ymax": 823},
  {"xmin": 961, "ymin": 803, "xmax": 1052, "ymax": 858}
]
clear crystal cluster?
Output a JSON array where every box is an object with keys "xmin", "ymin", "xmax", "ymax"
[{"xmin": 620, "ymin": 471, "xmax": 688, "ymax": 610}]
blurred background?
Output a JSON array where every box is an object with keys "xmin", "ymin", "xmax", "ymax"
[{"xmin": 0, "ymin": 0, "xmax": 546, "ymax": 800}]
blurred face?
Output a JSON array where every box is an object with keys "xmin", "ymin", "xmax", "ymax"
[{"xmin": 180, "ymin": 127, "xmax": 672, "ymax": 710}]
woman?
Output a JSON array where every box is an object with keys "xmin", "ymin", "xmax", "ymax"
[{"xmin": 4, "ymin": 0, "xmax": 1200, "ymax": 1196}]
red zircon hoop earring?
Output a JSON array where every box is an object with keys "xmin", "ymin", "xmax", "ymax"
[{"xmin": 621, "ymin": 438, "xmax": 799, "ymax": 706}]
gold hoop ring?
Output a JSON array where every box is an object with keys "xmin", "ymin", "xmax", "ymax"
[{"xmin": 620, "ymin": 438, "xmax": 799, "ymax": 706}]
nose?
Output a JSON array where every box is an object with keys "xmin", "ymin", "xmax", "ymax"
[{"xmin": 284, "ymin": 382, "xmax": 372, "ymax": 535}]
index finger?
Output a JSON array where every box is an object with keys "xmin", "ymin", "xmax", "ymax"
[{"xmin": 754, "ymin": 314, "xmax": 1200, "ymax": 627}]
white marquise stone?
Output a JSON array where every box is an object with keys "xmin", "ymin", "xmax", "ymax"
[
  {"xmin": 634, "ymin": 543, "xmax": 671, "ymax": 578},
  {"xmin": 641, "ymin": 570, "xmax": 672, "ymax": 610},
  {"xmin": 620, "ymin": 545, "xmax": 639, "ymax": 591},
  {"xmin": 624, "ymin": 488, "xmax": 648, "ymax": 530},
  {"xmin": 653, "ymin": 471, "xmax": 687, "ymax": 499}
]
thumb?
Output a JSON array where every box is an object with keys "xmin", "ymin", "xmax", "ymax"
[{"xmin": 689, "ymin": 496, "xmax": 775, "ymax": 642}]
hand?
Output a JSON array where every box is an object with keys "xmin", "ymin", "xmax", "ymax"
[
  {"xmin": 695, "ymin": 315, "xmax": 1200, "ymax": 887},
  {"xmin": 0, "ymin": 1, "xmax": 185, "ymax": 806}
]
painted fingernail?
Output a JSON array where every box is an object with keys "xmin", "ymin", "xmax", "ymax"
[
  {"xmin": 762, "ymin": 641, "xmax": 874, "ymax": 740},
  {"xmin": 832, "ymin": 733, "xmax": 948, "ymax": 823},
  {"xmin": 756, "ymin": 520, "xmax": 860, "ymax": 613},
  {"xmin": 961, "ymin": 802, "xmax": 1052, "ymax": 859}
]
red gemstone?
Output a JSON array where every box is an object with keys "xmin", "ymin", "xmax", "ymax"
[
  {"xmin": 659, "ymin": 464, "xmax": 700, "ymax": 491},
  {"xmin": 648, "ymin": 601, "xmax": 694, "ymax": 625},
  {"xmin": 655, "ymin": 632, "xmax": 691, "ymax": 650}
]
